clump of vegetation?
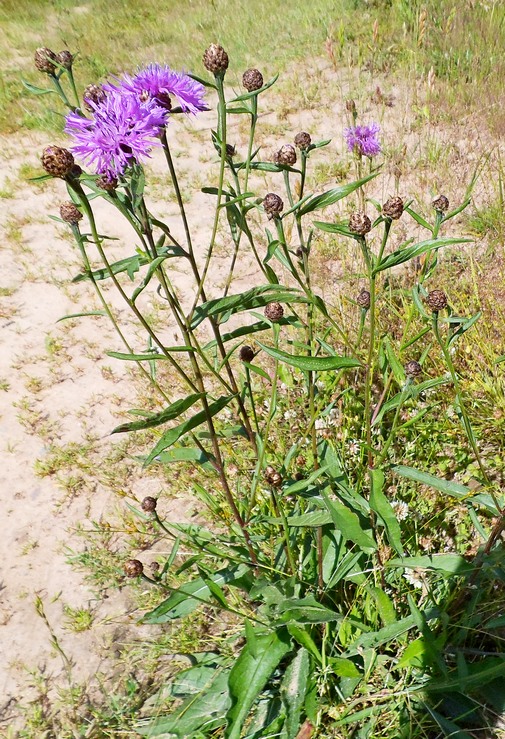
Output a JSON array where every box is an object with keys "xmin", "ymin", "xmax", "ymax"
[{"xmin": 13, "ymin": 6, "xmax": 505, "ymax": 738}]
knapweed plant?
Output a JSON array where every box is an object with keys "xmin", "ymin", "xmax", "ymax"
[{"xmin": 28, "ymin": 44, "xmax": 505, "ymax": 738}]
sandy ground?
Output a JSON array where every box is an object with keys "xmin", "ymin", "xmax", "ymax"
[{"xmin": 0, "ymin": 62, "xmax": 498, "ymax": 731}]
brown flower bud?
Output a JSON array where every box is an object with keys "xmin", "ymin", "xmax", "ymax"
[
  {"xmin": 150, "ymin": 562, "xmax": 160, "ymax": 574},
  {"xmin": 349, "ymin": 211, "xmax": 372, "ymax": 235},
  {"xmin": 263, "ymin": 192, "xmax": 284, "ymax": 219},
  {"xmin": 96, "ymin": 174, "xmax": 118, "ymax": 192},
  {"xmin": 345, "ymin": 99, "xmax": 357, "ymax": 114},
  {"xmin": 203, "ymin": 44, "xmax": 229, "ymax": 75},
  {"xmin": 382, "ymin": 196, "xmax": 404, "ymax": 220},
  {"xmin": 425, "ymin": 289, "xmax": 448, "ymax": 312},
  {"xmin": 239, "ymin": 345, "xmax": 254, "ymax": 362},
  {"xmin": 294, "ymin": 132, "xmax": 311, "ymax": 150},
  {"xmin": 296, "ymin": 246, "xmax": 308, "ymax": 259},
  {"xmin": 56, "ymin": 50, "xmax": 74, "ymax": 69},
  {"xmin": 357, "ymin": 289, "xmax": 371, "ymax": 309},
  {"xmin": 41, "ymin": 145, "xmax": 74, "ymax": 178},
  {"xmin": 242, "ymin": 68, "xmax": 263, "ymax": 91},
  {"xmin": 274, "ymin": 144, "xmax": 297, "ymax": 167},
  {"xmin": 34, "ymin": 47, "xmax": 57, "ymax": 75},
  {"xmin": 264, "ymin": 302, "xmax": 284, "ymax": 322},
  {"xmin": 141, "ymin": 496, "xmax": 157, "ymax": 513},
  {"xmin": 405, "ymin": 360, "xmax": 422, "ymax": 378},
  {"xmin": 124, "ymin": 559, "xmax": 143, "ymax": 577},
  {"xmin": 59, "ymin": 202, "xmax": 82, "ymax": 225},
  {"xmin": 432, "ymin": 195, "xmax": 449, "ymax": 212},
  {"xmin": 83, "ymin": 84, "xmax": 106, "ymax": 111},
  {"xmin": 226, "ymin": 144, "xmax": 236, "ymax": 157},
  {"xmin": 264, "ymin": 465, "xmax": 282, "ymax": 487}
]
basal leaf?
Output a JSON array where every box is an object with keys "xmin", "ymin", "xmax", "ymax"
[
  {"xmin": 280, "ymin": 648, "xmax": 310, "ymax": 739},
  {"xmin": 225, "ymin": 628, "xmax": 292, "ymax": 739}
]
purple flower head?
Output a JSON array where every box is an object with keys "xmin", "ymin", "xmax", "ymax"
[
  {"xmin": 65, "ymin": 90, "xmax": 167, "ymax": 178},
  {"xmin": 107, "ymin": 64, "xmax": 207, "ymax": 114},
  {"xmin": 344, "ymin": 123, "xmax": 381, "ymax": 158}
]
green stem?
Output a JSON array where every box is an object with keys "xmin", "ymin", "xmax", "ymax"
[{"xmin": 271, "ymin": 487, "xmax": 297, "ymax": 575}]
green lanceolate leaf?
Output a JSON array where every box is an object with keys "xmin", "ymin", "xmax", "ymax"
[
  {"xmin": 21, "ymin": 79, "xmax": 56, "ymax": 95},
  {"xmin": 136, "ymin": 666, "xmax": 230, "ymax": 736},
  {"xmin": 280, "ymin": 648, "xmax": 310, "ymax": 739},
  {"xmin": 73, "ymin": 254, "xmax": 147, "ymax": 282},
  {"xmin": 190, "ymin": 285, "xmax": 305, "ymax": 329},
  {"xmin": 131, "ymin": 255, "xmax": 168, "ymax": 302},
  {"xmin": 111, "ymin": 393, "xmax": 204, "ymax": 434},
  {"xmin": 142, "ymin": 564, "xmax": 250, "ymax": 623},
  {"xmin": 369, "ymin": 469, "xmax": 404, "ymax": 555},
  {"xmin": 373, "ymin": 237, "xmax": 471, "ymax": 274},
  {"xmin": 225, "ymin": 628, "xmax": 292, "ymax": 739},
  {"xmin": 298, "ymin": 171, "xmax": 380, "ymax": 216},
  {"xmin": 144, "ymin": 394, "xmax": 235, "ymax": 465},
  {"xmin": 387, "ymin": 554, "xmax": 474, "ymax": 575},
  {"xmin": 107, "ymin": 347, "xmax": 195, "ymax": 361},
  {"xmin": 256, "ymin": 342, "xmax": 361, "ymax": 371},
  {"xmin": 277, "ymin": 595, "xmax": 342, "ymax": 624},
  {"xmin": 320, "ymin": 488, "xmax": 376, "ymax": 552},
  {"xmin": 391, "ymin": 464, "xmax": 500, "ymax": 513}
]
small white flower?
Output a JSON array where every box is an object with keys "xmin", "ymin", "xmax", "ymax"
[
  {"xmin": 316, "ymin": 380, "xmax": 325, "ymax": 390},
  {"xmin": 348, "ymin": 439, "xmax": 360, "ymax": 457},
  {"xmin": 279, "ymin": 382, "xmax": 288, "ymax": 392},
  {"xmin": 403, "ymin": 569, "xmax": 423, "ymax": 589},
  {"xmin": 263, "ymin": 399, "xmax": 270, "ymax": 411},
  {"xmin": 283, "ymin": 409, "xmax": 297, "ymax": 421},
  {"xmin": 315, "ymin": 418, "xmax": 327, "ymax": 431},
  {"xmin": 391, "ymin": 499, "xmax": 409, "ymax": 521}
]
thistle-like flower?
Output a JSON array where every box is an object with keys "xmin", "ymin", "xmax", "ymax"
[
  {"xmin": 239, "ymin": 345, "xmax": 255, "ymax": 362},
  {"xmin": 41, "ymin": 145, "xmax": 75, "ymax": 178},
  {"xmin": 242, "ymin": 68, "xmax": 263, "ymax": 92},
  {"xmin": 141, "ymin": 496, "xmax": 157, "ymax": 513},
  {"xmin": 65, "ymin": 90, "xmax": 167, "ymax": 178},
  {"xmin": 56, "ymin": 50, "xmax": 74, "ymax": 69},
  {"xmin": 34, "ymin": 47, "xmax": 57, "ymax": 75},
  {"xmin": 203, "ymin": 44, "xmax": 229, "ymax": 75},
  {"xmin": 124, "ymin": 559, "xmax": 144, "ymax": 577},
  {"xmin": 382, "ymin": 196, "xmax": 404, "ymax": 220},
  {"xmin": 432, "ymin": 194, "xmax": 449, "ymax": 212},
  {"xmin": 425, "ymin": 289, "xmax": 448, "ymax": 312},
  {"xmin": 357, "ymin": 289, "xmax": 371, "ymax": 309},
  {"xmin": 263, "ymin": 192, "xmax": 284, "ymax": 219},
  {"xmin": 108, "ymin": 64, "xmax": 206, "ymax": 114},
  {"xmin": 405, "ymin": 360, "xmax": 422, "ymax": 378},
  {"xmin": 294, "ymin": 131, "xmax": 311, "ymax": 150},
  {"xmin": 344, "ymin": 123, "xmax": 381, "ymax": 157},
  {"xmin": 274, "ymin": 144, "xmax": 297, "ymax": 166},
  {"xmin": 60, "ymin": 202, "xmax": 82, "ymax": 224},
  {"xmin": 264, "ymin": 302, "xmax": 284, "ymax": 322},
  {"xmin": 349, "ymin": 212, "xmax": 372, "ymax": 235}
]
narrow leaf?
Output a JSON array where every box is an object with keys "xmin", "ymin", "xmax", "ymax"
[
  {"xmin": 225, "ymin": 629, "xmax": 292, "ymax": 739},
  {"xmin": 257, "ymin": 342, "xmax": 361, "ymax": 371},
  {"xmin": 369, "ymin": 469, "xmax": 404, "ymax": 555},
  {"xmin": 298, "ymin": 171, "xmax": 379, "ymax": 216},
  {"xmin": 374, "ymin": 237, "xmax": 471, "ymax": 274},
  {"xmin": 56, "ymin": 311, "xmax": 106, "ymax": 322},
  {"xmin": 111, "ymin": 393, "xmax": 203, "ymax": 434}
]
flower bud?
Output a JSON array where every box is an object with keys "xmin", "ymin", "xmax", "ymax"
[
  {"xmin": 345, "ymin": 99, "xmax": 357, "ymax": 114},
  {"xmin": 425, "ymin": 289, "xmax": 448, "ymax": 312},
  {"xmin": 141, "ymin": 496, "xmax": 157, "ymax": 513},
  {"xmin": 59, "ymin": 202, "xmax": 82, "ymax": 225},
  {"xmin": 124, "ymin": 559, "xmax": 143, "ymax": 577},
  {"xmin": 294, "ymin": 131, "xmax": 311, "ymax": 150},
  {"xmin": 41, "ymin": 146, "xmax": 74, "ymax": 178},
  {"xmin": 357, "ymin": 289, "xmax": 371, "ymax": 309},
  {"xmin": 405, "ymin": 360, "xmax": 422, "ymax": 378},
  {"xmin": 274, "ymin": 144, "xmax": 297, "ymax": 166},
  {"xmin": 226, "ymin": 144, "xmax": 236, "ymax": 158},
  {"xmin": 264, "ymin": 302, "xmax": 284, "ymax": 322},
  {"xmin": 239, "ymin": 345, "xmax": 255, "ymax": 362},
  {"xmin": 264, "ymin": 466, "xmax": 282, "ymax": 487},
  {"xmin": 34, "ymin": 47, "xmax": 57, "ymax": 75},
  {"xmin": 242, "ymin": 68, "xmax": 263, "ymax": 91},
  {"xmin": 432, "ymin": 194, "xmax": 449, "ymax": 212},
  {"xmin": 83, "ymin": 84, "xmax": 106, "ymax": 111},
  {"xmin": 349, "ymin": 212, "xmax": 372, "ymax": 235},
  {"xmin": 56, "ymin": 50, "xmax": 74, "ymax": 69},
  {"xmin": 203, "ymin": 44, "xmax": 229, "ymax": 75},
  {"xmin": 96, "ymin": 174, "xmax": 118, "ymax": 192},
  {"xmin": 382, "ymin": 196, "xmax": 404, "ymax": 220},
  {"xmin": 263, "ymin": 192, "xmax": 284, "ymax": 219}
]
